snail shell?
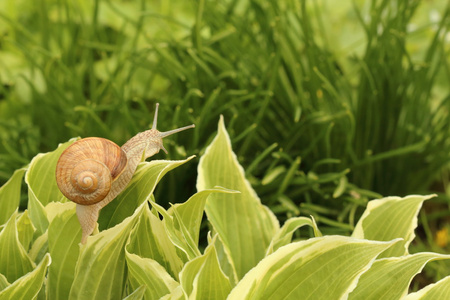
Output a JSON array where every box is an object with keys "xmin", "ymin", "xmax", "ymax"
[{"xmin": 55, "ymin": 137, "xmax": 128, "ymax": 205}]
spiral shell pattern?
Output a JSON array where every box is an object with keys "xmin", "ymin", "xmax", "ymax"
[{"xmin": 56, "ymin": 137, "xmax": 128, "ymax": 205}]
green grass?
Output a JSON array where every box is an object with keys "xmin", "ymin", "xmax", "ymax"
[{"xmin": 1, "ymin": 0, "xmax": 449, "ymax": 252}]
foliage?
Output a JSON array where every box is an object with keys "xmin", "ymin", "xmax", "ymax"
[
  {"xmin": 1, "ymin": 0, "xmax": 450, "ymax": 236},
  {"xmin": 0, "ymin": 118, "xmax": 449, "ymax": 299}
]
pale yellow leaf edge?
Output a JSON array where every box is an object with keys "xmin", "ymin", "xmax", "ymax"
[
  {"xmin": 405, "ymin": 275, "xmax": 450, "ymax": 300},
  {"xmin": 352, "ymin": 194, "xmax": 436, "ymax": 248}
]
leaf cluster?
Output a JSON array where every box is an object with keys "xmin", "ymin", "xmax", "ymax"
[
  {"xmin": 0, "ymin": 118, "xmax": 449, "ymax": 299},
  {"xmin": 1, "ymin": 0, "xmax": 449, "ymax": 223}
]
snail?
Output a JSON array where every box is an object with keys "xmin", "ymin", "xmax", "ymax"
[{"xmin": 55, "ymin": 103, "xmax": 194, "ymax": 244}]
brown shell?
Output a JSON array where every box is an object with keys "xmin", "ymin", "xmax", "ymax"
[{"xmin": 55, "ymin": 137, "xmax": 128, "ymax": 205}]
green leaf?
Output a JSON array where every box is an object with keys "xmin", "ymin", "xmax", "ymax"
[
  {"xmin": 0, "ymin": 273, "xmax": 9, "ymax": 291},
  {"xmin": 266, "ymin": 216, "xmax": 321, "ymax": 255},
  {"xmin": 168, "ymin": 187, "xmax": 239, "ymax": 247},
  {"xmin": 0, "ymin": 211, "xmax": 34, "ymax": 283},
  {"xmin": 197, "ymin": 116, "xmax": 280, "ymax": 280},
  {"xmin": 352, "ymin": 194, "xmax": 435, "ymax": 257},
  {"xmin": 25, "ymin": 139, "xmax": 76, "ymax": 206},
  {"xmin": 28, "ymin": 231, "xmax": 48, "ymax": 263},
  {"xmin": 27, "ymin": 187, "xmax": 49, "ymax": 236},
  {"xmin": 29, "ymin": 202, "xmax": 75, "ymax": 267},
  {"xmin": 98, "ymin": 156, "xmax": 195, "ymax": 231},
  {"xmin": 126, "ymin": 202, "xmax": 184, "ymax": 280},
  {"xmin": 213, "ymin": 234, "xmax": 238, "ymax": 286},
  {"xmin": 123, "ymin": 286, "xmax": 146, "ymax": 300},
  {"xmin": 349, "ymin": 252, "xmax": 450, "ymax": 300},
  {"xmin": 227, "ymin": 236, "xmax": 401, "ymax": 299},
  {"xmin": 0, "ymin": 168, "xmax": 25, "ymax": 225},
  {"xmin": 152, "ymin": 187, "xmax": 239, "ymax": 262},
  {"xmin": 405, "ymin": 275, "xmax": 450, "ymax": 300},
  {"xmin": 0, "ymin": 254, "xmax": 51, "ymax": 300},
  {"xmin": 69, "ymin": 202, "xmax": 145, "ymax": 300},
  {"xmin": 159, "ymin": 286, "xmax": 185, "ymax": 300},
  {"xmin": 125, "ymin": 251, "xmax": 179, "ymax": 300},
  {"xmin": 179, "ymin": 236, "xmax": 232, "ymax": 300},
  {"xmin": 45, "ymin": 201, "xmax": 77, "ymax": 223},
  {"xmin": 47, "ymin": 202, "xmax": 81, "ymax": 300},
  {"xmin": 150, "ymin": 200, "xmax": 201, "ymax": 260},
  {"xmin": 16, "ymin": 211, "xmax": 35, "ymax": 252}
]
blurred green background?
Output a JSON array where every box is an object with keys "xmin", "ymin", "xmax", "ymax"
[{"xmin": 0, "ymin": 0, "xmax": 449, "ymax": 284}]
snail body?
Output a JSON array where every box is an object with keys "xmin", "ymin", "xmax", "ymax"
[{"xmin": 55, "ymin": 104, "xmax": 194, "ymax": 244}]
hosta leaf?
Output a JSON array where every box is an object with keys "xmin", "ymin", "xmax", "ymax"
[
  {"xmin": 160, "ymin": 286, "xmax": 185, "ymax": 300},
  {"xmin": 227, "ymin": 236, "xmax": 400, "ymax": 300},
  {"xmin": 0, "ymin": 273, "xmax": 10, "ymax": 291},
  {"xmin": 197, "ymin": 116, "xmax": 280, "ymax": 280},
  {"xmin": 127, "ymin": 202, "xmax": 184, "ymax": 280},
  {"xmin": 36, "ymin": 282, "xmax": 46, "ymax": 300},
  {"xmin": 179, "ymin": 236, "xmax": 232, "ymax": 300},
  {"xmin": 28, "ymin": 231, "xmax": 48, "ymax": 263},
  {"xmin": 69, "ymin": 202, "xmax": 144, "ymax": 300},
  {"xmin": 213, "ymin": 234, "xmax": 237, "ymax": 286},
  {"xmin": 405, "ymin": 275, "xmax": 450, "ymax": 300},
  {"xmin": 151, "ymin": 200, "xmax": 201, "ymax": 260},
  {"xmin": 98, "ymin": 156, "xmax": 195, "ymax": 231},
  {"xmin": 27, "ymin": 188, "xmax": 49, "ymax": 236},
  {"xmin": 45, "ymin": 201, "xmax": 77, "ymax": 223},
  {"xmin": 16, "ymin": 211, "xmax": 35, "ymax": 252},
  {"xmin": 168, "ymin": 187, "xmax": 239, "ymax": 247},
  {"xmin": 151, "ymin": 187, "xmax": 239, "ymax": 262},
  {"xmin": 352, "ymin": 194, "xmax": 434, "ymax": 257},
  {"xmin": 123, "ymin": 286, "xmax": 146, "ymax": 300},
  {"xmin": 125, "ymin": 251, "xmax": 179, "ymax": 300},
  {"xmin": 0, "ymin": 211, "xmax": 34, "ymax": 282},
  {"xmin": 266, "ymin": 216, "xmax": 321, "ymax": 255},
  {"xmin": 25, "ymin": 139, "xmax": 76, "ymax": 206},
  {"xmin": 0, "ymin": 168, "xmax": 25, "ymax": 225},
  {"xmin": 348, "ymin": 252, "xmax": 450, "ymax": 300},
  {"xmin": 47, "ymin": 202, "xmax": 81, "ymax": 300},
  {"xmin": 0, "ymin": 253, "xmax": 51, "ymax": 300}
]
